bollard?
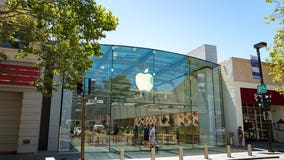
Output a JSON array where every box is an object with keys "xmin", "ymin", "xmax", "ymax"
[
  {"xmin": 204, "ymin": 145, "xmax": 209, "ymax": 159},
  {"xmin": 178, "ymin": 146, "xmax": 183, "ymax": 160},
  {"xmin": 247, "ymin": 144, "xmax": 252, "ymax": 156},
  {"xmin": 226, "ymin": 145, "xmax": 231, "ymax": 158},
  {"xmin": 119, "ymin": 149, "xmax": 124, "ymax": 160},
  {"xmin": 151, "ymin": 147, "xmax": 155, "ymax": 160}
]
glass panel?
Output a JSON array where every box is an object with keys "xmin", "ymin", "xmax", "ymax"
[
  {"xmin": 213, "ymin": 66, "xmax": 225, "ymax": 145},
  {"xmin": 154, "ymin": 51, "xmax": 189, "ymax": 105},
  {"xmin": 60, "ymin": 44, "xmax": 225, "ymax": 154},
  {"xmin": 59, "ymin": 90, "xmax": 74, "ymax": 151}
]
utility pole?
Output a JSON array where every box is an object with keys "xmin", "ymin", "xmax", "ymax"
[
  {"xmin": 80, "ymin": 97, "xmax": 86, "ymax": 160},
  {"xmin": 253, "ymin": 42, "xmax": 272, "ymax": 152},
  {"xmin": 77, "ymin": 78, "xmax": 86, "ymax": 160}
]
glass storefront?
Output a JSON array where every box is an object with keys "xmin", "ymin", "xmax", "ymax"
[{"xmin": 59, "ymin": 44, "xmax": 225, "ymax": 153}]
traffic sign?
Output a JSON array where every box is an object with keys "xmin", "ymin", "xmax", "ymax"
[
  {"xmin": 257, "ymin": 84, "xmax": 267, "ymax": 94},
  {"xmin": 250, "ymin": 55, "xmax": 260, "ymax": 80}
]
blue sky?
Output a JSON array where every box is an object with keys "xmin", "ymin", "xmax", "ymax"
[{"xmin": 96, "ymin": 0, "xmax": 279, "ymax": 62}]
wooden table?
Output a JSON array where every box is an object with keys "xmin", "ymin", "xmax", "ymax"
[{"xmin": 157, "ymin": 134, "xmax": 177, "ymax": 144}]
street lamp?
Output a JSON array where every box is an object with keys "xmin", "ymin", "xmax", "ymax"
[
  {"xmin": 253, "ymin": 42, "xmax": 273, "ymax": 152},
  {"xmin": 79, "ymin": 78, "xmax": 96, "ymax": 160},
  {"xmin": 253, "ymin": 42, "xmax": 267, "ymax": 84},
  {"xmin": 80, "ymin": 96, "xmax": 86, "ymax": 160}
]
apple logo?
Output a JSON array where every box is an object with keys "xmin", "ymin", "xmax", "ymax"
[{"xmin": 135, "ymin": 68, "xmax": 154, "ymax": 92}]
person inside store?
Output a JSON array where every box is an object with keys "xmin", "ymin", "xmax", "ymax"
[
  {"xmin": 237, "ymin": 126, "xmax": 244, "ymax": 147},
  {"xmin": 149, "ymin": 123, "xmax": 156, "ymax": 150},
  {"xmin": 143, "ymin": 124, "xmax": 150, "ymax": 147}
]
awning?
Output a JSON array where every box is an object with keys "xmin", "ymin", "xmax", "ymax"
[{"xmin": 240, "ymin": 88, "xmax": 284, "ymax": 105}]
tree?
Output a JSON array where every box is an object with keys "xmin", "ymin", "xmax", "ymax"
[
  {"xmin": 265, "ymin": 0, "xmax": 284, "ymax": 94},
  {"xmin": 0, "ymin": 0, "xmax": 118, "ymax": 95}
]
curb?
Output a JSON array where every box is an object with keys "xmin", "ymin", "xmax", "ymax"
[{"xmin": 227, "ymin": 155, "xmax": 280, "ymax": 160}]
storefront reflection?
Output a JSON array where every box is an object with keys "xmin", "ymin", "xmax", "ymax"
[{"xmin": 69, "ymin": 112, "xmax": 203, "ymax": 150}]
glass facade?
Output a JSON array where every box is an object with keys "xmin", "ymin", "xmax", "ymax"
[{"xmin": 59, "ymin": 44, "xmax": 224, "ymax": 153}]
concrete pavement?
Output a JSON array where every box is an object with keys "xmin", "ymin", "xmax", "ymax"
[
  {"xmin": 1, "ymin": 150, "xmax": 282, "ymax": 160},
  {"xmin": 123, "ymin": 151, "xmax": 283, "ymax": 160},
  {"xmin": 0, "ymin": 142, "xmax": 283, "ymax": 160}
]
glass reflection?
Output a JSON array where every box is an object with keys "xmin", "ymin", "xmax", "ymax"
[{"xmin": 59, "ymin": 44, "xmax": 224, "ymax": 153}]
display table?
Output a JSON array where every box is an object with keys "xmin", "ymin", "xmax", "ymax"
[{"xmin": 157, "ymin": 134, "xmax": 177, "ymax": 144}]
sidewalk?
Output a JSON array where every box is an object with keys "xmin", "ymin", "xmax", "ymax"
[
  {"xmin": 0, "ymin": 150, "xmax": 283, "ymax": 160},
  {"xmin": 0, "ymin": 142, "xmax": 283, "ymax": 160},
  {"xmin": 127, "ymin": 151, "xmax": 283, "ymax": 160}
]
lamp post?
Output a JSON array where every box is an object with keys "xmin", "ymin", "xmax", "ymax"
[
  {"xmin": 80, "ymin": 96, "xmax": 86, "ymax": 160},
  {"xmin": 253, "ymin": 42, "xmax": 266, "ymax": 84},
  {"xmin": 79, "ymin": 78, "xmax": 97, "ymax": 160},
  {"xmin": 253, "ymin": 42, "xmax": 272, "ymax": 152}
]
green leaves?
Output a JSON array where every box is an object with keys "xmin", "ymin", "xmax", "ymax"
[
  {"xmin": 266, "ymin": 0, "xmax": 274, "ymax": 3},
  {"xmin": 266, "ymin": 0, "xmax": 284, "ymax": 94},
  {"xmin": 0, "ymin": 0, "xmax": 118, "ymax": 95}
]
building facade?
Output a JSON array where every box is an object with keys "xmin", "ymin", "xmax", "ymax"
[
  {"xmin": 57, "ymin": 44, "xmax": 225, "ymax": 152},
  {"xmin": 2, "ymin": 43, "xmax": 283, "ymax": 154},
  {"xmin": 220, "ymin": 57, "xmax": 284, "ymax": 145},
  {"xmin": 0, "ymin": 47, "xmax": 42, "ymax": 153}
]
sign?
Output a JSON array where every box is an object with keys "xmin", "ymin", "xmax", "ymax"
[
  {"xmin": 0, "ymin": 64, "xmax": 40, "ymax": 86},
  {"xmin": 86, "ymin": 98, "xmax": 104, "ymax": 105},
  {"xmin": 250, "ymin": 55, "xmax": 260, "ymax": 80},
  {"xmin": 257, "ymin": 84, "xmax": 267, "ymax": 94}
]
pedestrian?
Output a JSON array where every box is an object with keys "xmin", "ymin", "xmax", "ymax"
[
  {"xmin": 143, "ymin": 124, "xmax": 149, "ymax": 147},
  {"xmin": 237, "ymin": 126, "xmax": 243, "ymax": 147},
  {"xmin": 149, "ymin": 123, "xmax": 156, "ymax": 150}
]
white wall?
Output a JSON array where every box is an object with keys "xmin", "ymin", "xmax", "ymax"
[
  {"xmin": 18, "ymin": 91, "xmax": 42, "ymax": 153},
  {"xmin": 221, "ymin": 58, "xmax": 252, "ymax": 144},
  {"xmin": 187, "ymin": 44, "xmax": 217, "ymax": 63},
  {"xmin": 0, "ymin": 85, "xmax": 42, "ymax": 153},
  {"xmin": 220, "ymin": 57, "xmax": 283, "ymax": 145},
  {"xmin": 221, "ymin": 58, "xmax": 239, "ymax": 144},
  {"xmin": 48, "ymin": 75, "xmax": 62, "ymax": 151}
]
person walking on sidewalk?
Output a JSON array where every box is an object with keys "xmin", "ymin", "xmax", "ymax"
[
  {"xmin": 149, "ymin": 123, "xmax": 156, "ymax": 150},
  {"xmin": 143, "ymin": 124, "xmax": 150, "ymax": 147},
  {"xmin": 237, "ymin": 126, "xmax": 244, "ymax": 147}
]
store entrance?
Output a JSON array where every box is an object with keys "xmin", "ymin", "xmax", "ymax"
[
  {"xmin": 242, "ymin": 104, "xmax": 273, "ymax": 143},
  {"xmin": 69, "ymin": 102, "xmax": 201, "ymax": 153},
  {"xmin": 109, "ymin": 103, "xmax": 200, "ymax": 152}
]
